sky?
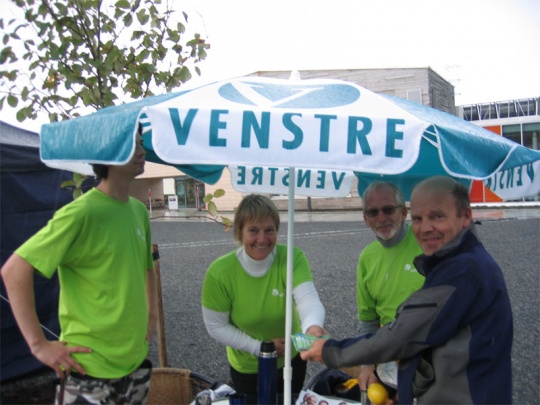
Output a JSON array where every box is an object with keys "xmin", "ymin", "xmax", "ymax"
[
  {"xmin": 178, "ymin": 0, "xmax": 540, "ymax": 102},
  {"xmin": 1, "ymin": 0, "xmax": 539, "ymax": 132}
]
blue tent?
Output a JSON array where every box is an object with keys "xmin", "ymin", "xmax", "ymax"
[{"xmin": 0, "ymin": 121, "xmax": 94, "ymax": 383}]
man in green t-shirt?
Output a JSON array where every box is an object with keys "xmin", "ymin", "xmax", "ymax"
[
  {"xmin": 356, "ymin": 182, "xmax": 424, "ymax": 393},
  {"xmin": 1, "ymin": 132, "xmax": 157, "ymax": 404}
]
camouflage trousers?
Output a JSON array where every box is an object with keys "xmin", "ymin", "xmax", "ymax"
[{"xmin": 56, "ymin": 359, "xmax": 153, "ymax": 405}]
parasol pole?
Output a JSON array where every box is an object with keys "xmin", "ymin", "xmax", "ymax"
[
  {"xmin": 284, "ymin": 166, "xmax": 295, "ymax": 405},
  {"xmin": 284, "ymin": 70, "xmax": 301, "ymax": 405}
]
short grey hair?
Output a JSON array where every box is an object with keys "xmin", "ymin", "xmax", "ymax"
[
  {"xmin": 362, "ymin": 181, "xmax": 405, "ymax": 207},
  {"xmin": 412, "ymin": 176, "xmax": 470, "ymax": 217}
]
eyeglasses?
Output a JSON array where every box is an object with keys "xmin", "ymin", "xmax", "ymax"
[{"xmin": 364, "ymin": 205, "xmax": 403, "ymax": 218}]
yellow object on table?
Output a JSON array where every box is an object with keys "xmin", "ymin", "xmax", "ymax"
[
  {"xmin": 367, "ymin": 382, "xmax": 389, "ymax": 405},
  {"xmin": 335, "ymin": 378, "xmax": 359, "ymax": 393}
]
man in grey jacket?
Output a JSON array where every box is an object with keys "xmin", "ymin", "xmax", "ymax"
[{"xmin": 301, "ymin": 176, "xmax": 513, "ymax": 404}]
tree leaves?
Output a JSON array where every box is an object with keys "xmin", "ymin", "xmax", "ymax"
[
  {"xmin": 199, "ymin": 189, "xmax": 233, "ymax": 231},
  {"xmin": 60, "ymin": 172, "xmax": 88, "ymax": 199},
  {"xmin": 1, "ymin": 0, "xmax": 210, "ymax": 122},
  {"xmin": 0, "ymin": 0, "xmax": 221, "ymax": 218}
]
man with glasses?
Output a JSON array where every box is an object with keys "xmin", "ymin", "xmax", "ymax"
[{"xmin": 356, "ymin": 182, "xmax": 424, "ymax": 394}]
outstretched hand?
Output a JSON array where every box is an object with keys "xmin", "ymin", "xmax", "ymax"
[
  {"xmin": 299, "ymin": 338, "xmax": 327, "ymax": 362},
  {"xmin": 32, "ymin": 340, "xmax": 92, "ymax": 378},
  {"xmin": 305, "ymin": 325, "xmax": 331, "ymax": 338}
]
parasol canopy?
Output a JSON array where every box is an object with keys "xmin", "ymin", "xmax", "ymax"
[{"xmin": 39, "ymin": 76, "xmax": 540, "ymax": 404}]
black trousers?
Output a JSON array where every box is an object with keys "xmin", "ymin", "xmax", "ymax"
[{"xmin": 230, "ymin": 354, "xmax": 307, "ymax": 404}]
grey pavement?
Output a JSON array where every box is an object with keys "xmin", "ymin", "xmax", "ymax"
[
  {"xmin": 147, "ymin": 207, "xmax": 540, "ymax": 404},
  {"xmin": 149, "ymin": 202, "xmax": 540, "ymax": 223}
]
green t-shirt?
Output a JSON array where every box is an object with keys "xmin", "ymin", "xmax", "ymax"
[
  {"xmin": 357, "ymin": 225, "xmax": 424, "ymax": 326},
  {"xmin": 202, "ymin": 244, "xmax": 313, "ymax": 373},
  {"xmin": 16, "ymin": 188, "xmax": 153, "ymax": 378}
]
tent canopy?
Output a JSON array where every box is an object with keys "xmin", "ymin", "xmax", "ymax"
[{"xmin": 0, "ymin": 121, "xmax": 78, "ymax": 381}]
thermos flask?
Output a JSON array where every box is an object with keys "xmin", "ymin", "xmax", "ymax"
[{"xmin": 257, "ymin": 340, "xmax": 277, "ymax": 404}]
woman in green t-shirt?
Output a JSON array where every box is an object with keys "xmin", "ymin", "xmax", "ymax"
[{"xmin": 202, "ymin": 194, "xmax": 327, "ymax": 403}]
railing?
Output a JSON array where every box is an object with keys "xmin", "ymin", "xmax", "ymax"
[{"xmin": 462, "ymin": 97, "xmax": 539, "ymax": 121}]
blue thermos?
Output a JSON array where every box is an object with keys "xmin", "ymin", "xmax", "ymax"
[{"xmin": 258, "ymin": 340, "xmax": 277, "ymax": 404}]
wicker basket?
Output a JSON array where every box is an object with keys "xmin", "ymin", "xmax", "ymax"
[
  {"xmin": 339, "ymin": 366, "xmax": 362, "ymax": 379},
  {"xmin": 147, "ymin": 248, "xmax": 216, "ymax": 405},
  {"xmin": 340, "ymin": 366, "xmax": 371, "ymax": 405},
  {"xmin": 146, "ymin": 368, "xmax": 193, "ymax": 405},
  {"xmin": 304, "ymin": 366, "xmax": 369, "ymax": 405}
]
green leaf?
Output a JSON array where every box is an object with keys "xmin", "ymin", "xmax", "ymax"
[
  {"xmin": 178, "ymin": 66, "xmax": 191, "ymax": 83},
  {"xmin": 136, "ymin": 10, "xmax": 149, "ymax": 25},
  {"xmin": 21, "ymin": 86, "xmax": 29, "ymax": 100},
  {"xmin": 167, "ymin": 28, "xmax": 179, "ymax": 43},
  {"xmin": 213, "ymin": 189, "xmax": 225, "ymax": 198},
  {"xmin": 113, "ymin": 7, "xmax": 123, "ymax": 19},
  {"xmin": 116, "ymin": 0, "xmax": 130, "ymax": 9},
  {"xmin": 132, "ymin": 30, "xmax": 145, "ymax": 40},
  {"xmin": 207, "ymin": 201, "xmax": 218, "ymax": 217},
  {"xmin": 131, "ymin": 0, "xmax": 141, "ymax": 12},
  {"xmin": 222, "ymin": 217, "xmax": 233, "ymax": 227},
  {"xmin": 142, "ymin": 63, "xmax": 155, "ymax": 73},
  {"xmin": 203, "ymin": 194, "xmax": 214, "ymax": 203},
  {"xmin": 56, "ymin": 3, "xmax": 67, "ymax": 15},
  {"xmin": 123, "ymin": 13, "xmax": 133, "ymax": 27},
  {"xmin": 60, "ymin": 180, "xmax": 76, "ymax": 188},
  {"xmin": 16, "ymin": 109, "xmax": 27, "ymax": 122},
  {"xmin": 74, "ymin": 173, "xmax": 87, "ymax": 187},
  {"xmin": 7, "ymin": 94, "xmax": 18, "ymax": 107},
  {"xmin": 0, "ymin": 46, "xmax": 16, "ymax": 64}
]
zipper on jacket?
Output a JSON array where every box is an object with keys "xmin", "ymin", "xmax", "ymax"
[{"xmin": 401, "ymin": 303, "xmax": 437, "ymax": 310}]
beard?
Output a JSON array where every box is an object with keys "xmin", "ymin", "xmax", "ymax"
[{"xmin": 375, "ymin": 225, "xmax": 399, "ymax": 241}]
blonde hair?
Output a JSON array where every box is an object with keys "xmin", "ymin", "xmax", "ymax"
[{"xmin": 233, "ymin": 194, "xmax": 280, "ymax": 243}]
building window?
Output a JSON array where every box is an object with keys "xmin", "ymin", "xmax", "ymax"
[
  {"xmin": 523, "ymin": 122, "xmax": 540, "ymax": 150},
  {"xmin": 498, "ymin": 102, "xmax": 511, "ymax": 118},
  {"xmin": 479, "ymin": 103, "xmax": 498, "ymax": 120},
  {"xmin": 502, "ymin": 124, "xmax": 521, "ymax": 145},
  {"xmin": 461, "ymin": 97, "xmax": 539, "ymax": 122},
  {"xmin": 517, "ymin": 99, "xmax": 538, "ymax": 116},
  {"xmin": 463, "ymin": 106, "xmax": 479, "ymax": 121},
  {"xmin": 407, "ymin": 89, "xmax": 422, "ymax": 104}
]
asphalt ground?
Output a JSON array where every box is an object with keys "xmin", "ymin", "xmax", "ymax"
[{"xmin": 147, "ymin": 211, "xmax": 540, "ymax": 404}]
